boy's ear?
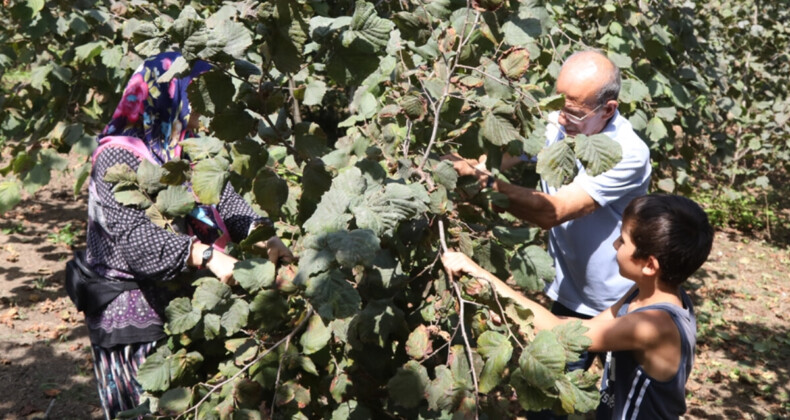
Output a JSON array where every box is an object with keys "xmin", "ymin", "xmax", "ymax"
[{"xmin": 642, "ymin": 255, "xmax": 660, "ymax": 276}]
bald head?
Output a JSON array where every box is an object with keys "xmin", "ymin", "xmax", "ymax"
[{"xmin": 557, "ymin": 50, "xmax": 621, "ymax": 107}]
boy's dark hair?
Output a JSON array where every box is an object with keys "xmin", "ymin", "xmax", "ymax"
[{"xmin": 623, "ymin": 194, "xmax": 714, "ymax": 287}]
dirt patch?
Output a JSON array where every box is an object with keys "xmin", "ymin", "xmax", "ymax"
[{"xmin": 0, "ymin": 158, "xmax": 788, "ymax": 419}]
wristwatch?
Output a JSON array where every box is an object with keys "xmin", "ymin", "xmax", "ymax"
[{"xmin": 201, "ymin": 247, "xmax": 214, "ymax": 269}]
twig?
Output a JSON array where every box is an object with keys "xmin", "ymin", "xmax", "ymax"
[
  {"xmin": 270, "ymin": 334, "xmax": 291, "ymax": 418},
  {"xmin": 288, "ymin": 76, "xmax": 302, "ymax": 124},
  {"xmin": 181, "ymin": 308, "xmax": 314, "ymax": 417},
  {"xmin": 451, "ymin": 280, "xmax": 479, "ymax": 420},
  {"xmin": 438, "ymin": 219, "xmax": 449, "ymax": 254},
  {"xmin": 417, "ymin": 9, "xmax": 482, "ymax": 172},
  {"xmin": 474, "ymin": 275, "xmax": 525, "ymax": 350}
]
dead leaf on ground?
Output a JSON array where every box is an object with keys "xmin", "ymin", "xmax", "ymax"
[
  {"xmin": 43, "ymin": 388, "xmax": 61, "ymax": 397},
  {"xmin": 0, "ymin": 307, "xmax": 19, "ymax": 327}
]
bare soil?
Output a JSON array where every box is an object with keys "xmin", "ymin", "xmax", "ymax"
[{"xmin": 0, "ymin": 160, "xmax": 788, "ymax": 419}]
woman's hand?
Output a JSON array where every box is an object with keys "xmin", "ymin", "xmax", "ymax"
[
  {"xmin": 189, "ymin": 242, "xmax": 238, "ymax": 286},
  {"xmin": 256, "ymin": 236, "xmax": 295, "ymax": 264},
  {"xmin": 441, "ymin": 251, "xmax": 485, "ymax": 279},
  {"xmin": 206, "ymin": 251, "xmax": 238, "ymax": 286}
]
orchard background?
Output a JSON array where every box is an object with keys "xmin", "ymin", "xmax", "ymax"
[{"xmin": 0, "ymin": 1, "xmax": 788, "ymax": 419}]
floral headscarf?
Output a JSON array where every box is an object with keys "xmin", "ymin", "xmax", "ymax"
[{"xmin": 100, "ymin": 51, "xmax": 212, "ymax": 163}]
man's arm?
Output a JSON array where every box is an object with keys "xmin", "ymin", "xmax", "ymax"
[{"xmin": 443, "ymin": 154, "xmax": 599, "ymax": 229}]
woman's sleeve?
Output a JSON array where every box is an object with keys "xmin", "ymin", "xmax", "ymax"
[
  {"xmin": 93, "ymin": 148, "xmax": 193, "ymax": 281},
  {"xmin": 216, "ymin": 182, "xmax": 265, "ymax": 243}
]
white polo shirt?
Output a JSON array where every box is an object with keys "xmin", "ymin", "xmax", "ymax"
[{"xmin": 542, "ymin": 110, "xmax": 651, "ymax": 316}]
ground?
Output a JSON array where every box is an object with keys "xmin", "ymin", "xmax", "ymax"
[{"xmin": 0, "ymin": 161, "xmax": 788, "ymax": 420}]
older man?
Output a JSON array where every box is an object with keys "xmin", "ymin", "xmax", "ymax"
[{"xmin": 448, "ymin": 50, "xmax": 651, "ymax": 371}]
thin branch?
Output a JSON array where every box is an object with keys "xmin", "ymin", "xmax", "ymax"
[
  {"xmin": 417, "ymin": 10, "xmax": 482, "ymax": 172},
  {"xmin": 288, "ymin": 76, "xmax": 302, "ymax": 124},
  {"xmin": 451, "ymin": 280, "xmax": 479, "ymax": 420},
  {"xmin": 269, "ymin": 334, "xmax": 291, "ymax": 418},
  {"xmin": 474, "ymin": 275, "xmax": 525, "ymax": 350}
]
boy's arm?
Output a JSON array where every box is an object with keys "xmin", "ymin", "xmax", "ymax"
[
  {"xmin": 442, "ymin": 252, "xmax": 568, "ymax": 331},
  {"xmin": 442, "ymin": 253, "xmax": 667, "ymax": 354}
]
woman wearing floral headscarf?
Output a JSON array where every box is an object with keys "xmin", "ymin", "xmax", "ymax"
[{"xmin": 84, "ymin": 51, "xmax": 292, "ymax": 418}]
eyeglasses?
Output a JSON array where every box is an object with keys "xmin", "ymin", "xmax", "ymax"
[{"xmin": 561, "ymin": 104, "xmax": 602, "ymax": 124}]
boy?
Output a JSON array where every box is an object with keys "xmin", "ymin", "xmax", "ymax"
[{"xmin": 442, "ymin": 194, "xmax": 714, "ymax": 419}]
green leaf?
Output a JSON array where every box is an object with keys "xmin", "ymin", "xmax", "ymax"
[
  {"xmin": 510, "ymin": 245, "xmax": 554, "ymax": 291},
  {"xmin": 104, "ymin": 164, "xmax": 138, "ymax": 185},
  {"xmin": 326, "ymin": 229, "xmax": 381, "ymax": 268},
  {"xmin": 492, "ymin": 226, "xmax": 539, "ymax": 247},
  {"xmin": 0, "ymin": 180, "xmax": 22, "ymax": 213},
  {"xmin": 212, "ymin": 103, "xmax": 256, "ymax": 141},
  {"xmin": 618, "ymin": 78, "xmax": 650, "ymax": 104},
  {"xmin": 221, "ymin": 299, "xmax": 250, "ymax": 336},
  {"xmin": 561, "ymin": 370, "xmax": 600, "ymax": 413},
  {"xmin": 233, "ymin": 258, "xmax": 276, "ymax": 293},
  {"xmin": 74, "ymin": 41, "xmax": 105, "ymax": 62},
  {"xmin": 137, "ymin": 348, "xmax": 171, "ymax": 392},
  {"xmin": 210, "ymin": 19, "xmax": 253, "ymax": 59},
  {"xmin": 552, "ymin": 321, "xmax": 592, "ymax": 364},
  {"xmin": 342, "ymin": 1, "xmax": 395, "ymax": 53},
  {"xmin": 477, "ymin": 331, "xmax": 514, "ymax": 393},
  {"xmin": 166, "ymin": 297, "xmax": 202, "ymax": 334},
  {"xmin": 400, "ymin": 94, "xmax": 426, "ymax": 120},
  {"xmin": 249, "ymin": 290, "xmax": 289, "ymax": 328},
  {"xmin": 432, "ymin": 160, "xmax": 458, "ymax": 190},
  {"xmin": 114, "ymin": 189, "xmax": 152, "ymax": 208},
  {"xmin": 300, "ymin": 314, "xmax": 331, "ymax": 355},
  {"xmin": 294, "ymin": 122, "xmax": 329, "ymax": 160},
  {"xmin": 331, "ymin": 400, "xmax": 371, "ymax": 420},
  {"xmin": 387, "ymin": 361, "xmax": 429, "ymax": 409},
  {"xmin": 405, "ymin": 325, "xmax": 431, "ymax": 360},
  {"xmin": 155, "ymin": 186, "xmax": 195, "ymax": 217},
  {"xmin": 192, "ymin": 278, "xmax": 231, "ymax": 311},
  {"xmin": 536, "ymin": 140, "xmax": 577, "ymax": 189},
  {"xmin": 159, "ymin": 387, "xmax": 192, "ymax": 414},
  {"xmin": 426, "ymin": 365, "xmax": 455, "ymax": 411},
  {"xmin": 538, "ymin": 94, "xmax": 565, "ymax": 111},
  {"xmin": 330, "ymin": 373, "xmax": 353, "ymax": 403},
  {"xmin": 499, "ymin": 48, "xmax": 530, "ymax": 80},
  {"xmin": 519, "ymin": 330, "xmax": 566, "ymax": 389},
  {"xmin": 203, "ymin": 313, "xmax": 221, "ymax": 340},
  {"xmin": 511, "ymin": 368, "xmax": 554, "ymax": 411},
  {"xmin": 646, "ymin": 117, "xmax": 668, "ymax": 144},
  {"xmin": 481, "ymin": 112, "xmax": 520, "ymax": 146},
  {"xmin": 187, "ymin": 72, "xmax": 235, "ymax": 118},
  {"xmin": 358, "ymin": 299, "xmax": 404, "ymax": 347},
  {"xmin": 607, "ymin": 51, "xmax": 632, "ymax": 68},
  {"xmin": 352, "ymin": 182, "xmax": 429, "ymax": 236},
  {"xmin": 303, "ymin": 167, "xmax": 367, "ymax": 234},
  {"xmin": 252, "ymin": 168, "xmax": 288, "ymax": 218},
  {"xmin": 192, "ymin": 157, "xmax": 229, "ymax": 205},
  {"xmin": 303, "ymin": 80, "xmax": 327, "ymax": 107},
  {"xmin": 305, "ymin": 269, "xmax": 361, "ymax": 320},
  {"xmin": 574, "ymin": 133, "xmax": 622, "ymax": 177}
]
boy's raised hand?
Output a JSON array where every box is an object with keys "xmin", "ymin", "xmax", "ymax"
[{"xmin": 441, "ymin": 251, "xmax": 485, "ymax": 279}]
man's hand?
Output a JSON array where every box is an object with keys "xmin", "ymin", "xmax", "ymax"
[{"xmin": 256, "ymin": 236, "xmax": 295, "ymax": 264}]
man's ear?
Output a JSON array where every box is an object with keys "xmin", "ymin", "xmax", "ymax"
[
  {"xmin": 602, "ymin": 100, "xmax": 618, "ymax": 119},
  {"xmin": 642, "ymin": 255, "xmax": 660, "ymax": 276}
]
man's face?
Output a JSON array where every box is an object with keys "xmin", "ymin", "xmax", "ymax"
[{"xmin": 555, "ymin": 69, "xmax": 614, "ymax": 137}]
